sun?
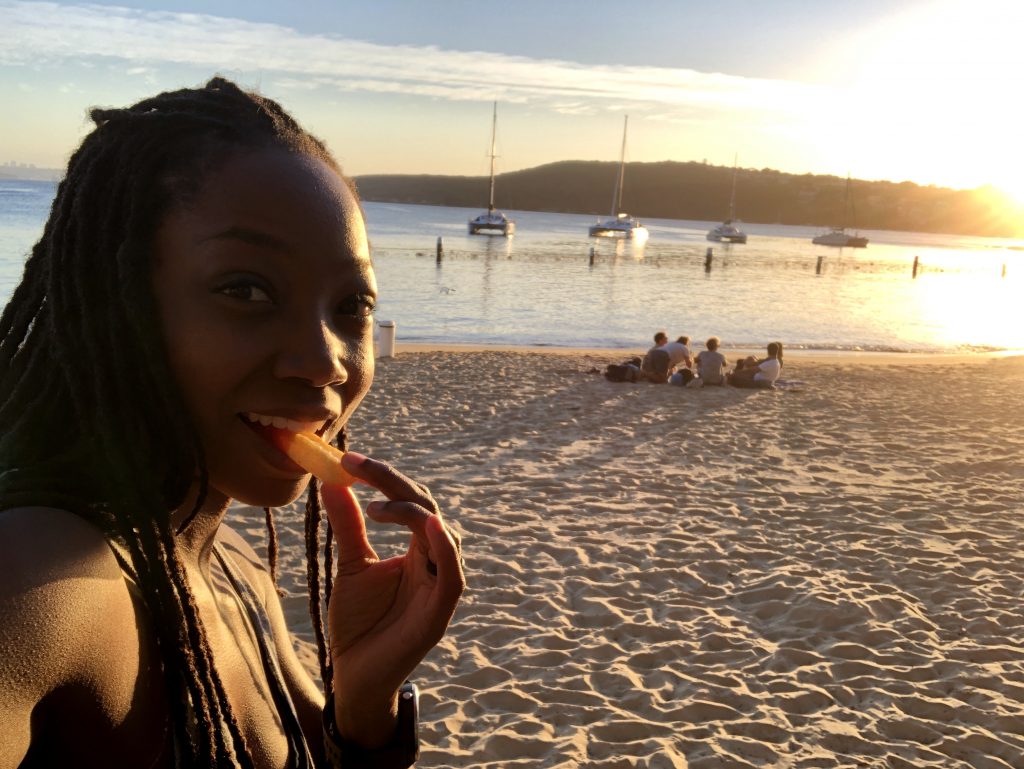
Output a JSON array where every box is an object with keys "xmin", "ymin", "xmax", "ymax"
[
  {"xmin": 827, "ymin": 0, "xmax": 1024, "ymax": 214},
  {"xmin": 992, "ymin": 179, "xmax": 1024, "ymax": 210}
]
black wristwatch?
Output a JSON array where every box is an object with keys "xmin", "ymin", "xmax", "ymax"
[{"xmin": 323, "ymin": 682, "xmax": 420, "ymax": 768}]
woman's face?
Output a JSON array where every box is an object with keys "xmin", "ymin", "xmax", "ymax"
[{"xmin": 151, "ymin": 148, "xmax": 376, "ymax": 508}]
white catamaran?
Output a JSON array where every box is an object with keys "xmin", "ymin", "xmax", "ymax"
[
  {"xmin": 589, "ymin": 115, "xmax": 648, "ymax": 240},
  {"xmin": 707, "ymin": 155, "xmax": 747, "ymax": 244},
  {"xmin": 468, "ymin": 102, "xmax": 515, "ymax": 237}
]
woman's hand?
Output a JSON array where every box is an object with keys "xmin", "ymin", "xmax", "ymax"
[{"xmin": 319, "ymin": 452, "xmax": 464, "ymax": 746}]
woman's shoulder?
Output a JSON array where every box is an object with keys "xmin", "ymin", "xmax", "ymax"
[
  {"xmin": 0, "ymin": 506, "xmax": 132, "ymax": 621},
  {"xmin": 0, "ymin": 507, "xmax": 141, "ymax": 697},
  {"xmin": 0, "ymin": 506, "xmax": 124, "ymax": 581}
]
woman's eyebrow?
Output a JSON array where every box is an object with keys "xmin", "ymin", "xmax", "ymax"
[{"xmin": 201, "ymin": 226, "xmax": 289, "ymax": 251}]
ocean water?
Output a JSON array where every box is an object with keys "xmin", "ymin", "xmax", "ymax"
[{"xmin": 2, "ymin": 179, "xmax": 1022, "ymax": 353}]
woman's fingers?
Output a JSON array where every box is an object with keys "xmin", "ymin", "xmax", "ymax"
[
  {"xmin": 342, "ymin": 452, "xmax": 439, "ymax": 514},
  {"xmin": 365, "ymin": 499, "xmax": 439, "ymax": 571},
  {"xmin": 424, "ymin": 513, "xmax": 466, "ymax": 606},
  {"xmin": 320, "ymin": 483, "xmax": 378, "ymax": 572},
  {"xmin": 328, "ymin": 452, "xmax": 463, "ymax": 592},
  {"xmin": 366, "ymin": 499, "xmax": 465, "ymax": 593},
  {"xmin": 364, "ymin": 499, "xmax": 432, "ymax": 533}
]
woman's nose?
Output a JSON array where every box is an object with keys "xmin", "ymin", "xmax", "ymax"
[{"xmin": 274, "ymin": 319, "xmax": 348, "ymax": 387}]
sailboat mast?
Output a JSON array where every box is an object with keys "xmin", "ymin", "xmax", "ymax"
[
  {"xmin": 728, "ymin": 154, "xmax": 738, "ymax": 222},
  {"xmin": 487, "ymin": 102, "xmax": 497, "ymax": 211},
  {"xmin": 843, "ymin": 173, "xmax": 851, "ymax": 231},
  {"xmin": 611, "ymin": 115, "xmax": 628, "ymax": 217}
]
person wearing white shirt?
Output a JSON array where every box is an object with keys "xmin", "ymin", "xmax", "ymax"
[{"xmin": 728, "ymin": 342, "xmax": 783, "ymax": 388}]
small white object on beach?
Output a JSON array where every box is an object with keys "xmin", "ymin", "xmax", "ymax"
[{"xmin": 376, "ymin": 319, "xmax": 397, "ymax": 358}]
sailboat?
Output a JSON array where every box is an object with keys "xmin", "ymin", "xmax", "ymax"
[
  {"xmin": 468, "ymin": 102, "xmax": 515, "ymax": 237},
  {"xmin": 588, "ymin": 115, "xmax": 648, "ymax": 240},
  {"xmin": 812, "ymin": 174, "xmax": 868, "ymax": 248},
  {"xmin": 707, "ymin": 155, "xmax": 747, "ymax": 244}
]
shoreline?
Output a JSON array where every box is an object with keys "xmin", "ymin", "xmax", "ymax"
[{"xmin": 393, "ymin": 341, "xmax": 1024, "ymax": 366}]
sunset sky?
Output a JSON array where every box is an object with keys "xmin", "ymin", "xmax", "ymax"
[{"xmin": 2, "ymin": 0, "xmax": 1022, "ymax": 200}]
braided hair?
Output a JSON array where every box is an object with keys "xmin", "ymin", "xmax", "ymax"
[{"xmin": 0, "ymin": 77, "xmax": 350, "ymax": 767}]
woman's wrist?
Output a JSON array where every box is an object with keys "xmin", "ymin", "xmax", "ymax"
[
  {"xmin": 333, "ymin": 686, "xmax": 400, "ymax": 746},
  {"xmin": 323, "ymin": 683, "xmax": 420, "ymax": 768}
]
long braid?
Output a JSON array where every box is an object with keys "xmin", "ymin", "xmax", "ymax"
[
  {"xmin": 302, "ymin": 426, "xmax": 350, "ymax": 702},
  {"xmin": 322, "ymin": 429, "xmax": 349, "ymax": 698},
  {"xmin": 305, "ymin": 484, "xmax": 331, "ymax": 692},
  {"xmin": 264, "ymin": 507, "xmax": 281, "ymax": 588},
  {"xmin": 0, "ymin": 77, "xmax": 348, "ymax": 767}
]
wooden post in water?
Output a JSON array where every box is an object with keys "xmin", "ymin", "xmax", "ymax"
[
  {"xmin": 816, "ymin": 255, "xmax": 824, "ymax": 275},
  {"xmin": 705, "ymin": 247, "xmax": 713, "ymax": 273},
  {"xmin": 589, "ymin": 247, "xmax": 596, "ymax": 266},
  {"xmin": 912, "ymin": 255, "xmax": 919, "ymax": 278},
  {"xmin": 436, "ymin": 236, "xmax": 444, "ymax": 264}
]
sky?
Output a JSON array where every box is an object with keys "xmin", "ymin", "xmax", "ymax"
[{"xmin": 2, "ymin": 0, "xmax": 1023, "ymax": 200}]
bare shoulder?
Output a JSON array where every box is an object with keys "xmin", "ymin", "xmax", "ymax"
[
  {"xmin": 0, "ymin": 507, "xmax": 135, "ymax": 698},
  {"xmin": 0, "ymin": 506, "xmax": 124, "ymax": 590}
]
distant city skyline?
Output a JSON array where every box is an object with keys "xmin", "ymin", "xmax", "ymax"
[{"xmin": 2, "ymin": 0, "xmax": 1022, "ymax": 202}]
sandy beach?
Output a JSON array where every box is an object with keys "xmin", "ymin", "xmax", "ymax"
[{"xmin": 227, "ymin": 349, "xmax": 1024, "ymax": 768}]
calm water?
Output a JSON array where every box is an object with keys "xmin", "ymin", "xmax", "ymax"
[{"xmin": 2, "ymin": 179, "xmax": 1023, "ymax": 353}]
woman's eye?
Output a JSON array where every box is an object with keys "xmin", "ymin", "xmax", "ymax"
[
  {"xmin": 215, "ymin": 280, "xmax": 272, "ymax": 303},
  {"xmin": 337, "ymin": 294, "xmax": 376, "ymax": 318}
]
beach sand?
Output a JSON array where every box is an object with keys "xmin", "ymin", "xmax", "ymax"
[{"xmin": 227, "ymin": 349, "xmax": 1024, "ymax": 768}]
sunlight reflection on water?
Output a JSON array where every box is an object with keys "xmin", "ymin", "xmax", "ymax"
[{"xmin": 367, "ymin": 203, "xmax": 1023, "ymax": 353}]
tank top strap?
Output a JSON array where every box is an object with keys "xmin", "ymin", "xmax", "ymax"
[{"xmin": 213, "ymin": 542, "xmax": 315, "ymax": 769}]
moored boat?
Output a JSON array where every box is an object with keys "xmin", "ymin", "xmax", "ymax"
[
  {"xmin": 812, "ymin": 174, "xmax": 868, "ymax": 248},
  {"xmin": 707, "ymin": 220, "xmax": 747, "ymax": 244},
  {"xmin": 589, "ymin": 115, "xmax": 648, "ymax": 240},
  {"xmin": 707, "ymin": 156, "xmax": 747, "ymax": 243},
  {"xmin": 812, "ymin": 228, "xmax": 868, "ymax": 248},
  {"xmin": 468, "ymin": 102, "xmax": 515, "ymax": 237}
]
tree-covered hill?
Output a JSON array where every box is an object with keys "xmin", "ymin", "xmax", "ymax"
[{"xmin": 354, "ymin": 161, "xmax": 1022, "ymax": 238}]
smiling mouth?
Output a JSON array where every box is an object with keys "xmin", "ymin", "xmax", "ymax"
[{"xmin": 239, "ymin": 411, "xmax": 335, "ymax": 461}]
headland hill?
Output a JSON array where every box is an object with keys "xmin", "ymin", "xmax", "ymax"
[{"xmin": 354, "ymin": 160, "xmax": 1024, "ymax": 239}]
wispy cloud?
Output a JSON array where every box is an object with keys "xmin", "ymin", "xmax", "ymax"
[{"xmin": 1, "ymin": 0, "xmax": 826, "ymax": 118}]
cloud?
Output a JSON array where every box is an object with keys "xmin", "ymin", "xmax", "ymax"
[{"xmin": 0, "ymin": 0, "xmax": 824, "ymax": 119}]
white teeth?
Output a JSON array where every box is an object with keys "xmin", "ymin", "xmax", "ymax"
[{"xmin": 245, "ymin": 412, "xmax": 324, "ymax": 433}]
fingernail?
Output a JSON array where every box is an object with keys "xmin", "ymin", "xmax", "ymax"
[{"xmin": 342, "ymin": 451, "xmax": 367, "ymax": 468}]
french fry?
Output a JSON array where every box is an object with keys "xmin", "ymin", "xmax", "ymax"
[{"xmin": 277, "ymin": 432, "xmax": 357, "ymax": 487}]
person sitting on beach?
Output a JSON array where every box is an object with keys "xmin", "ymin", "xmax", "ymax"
[
  {"xmin": 728, "ymin": 341, "xmax": 784, "ymax": 388},
  {"xmin": 640, "ymin": 331, "xmax": 671, "ymax": 383},
  {"xmin": 0, "ymin": 78, "xmax": 465, "ymax": 769},
  {"xmin": 664, "ymin": 336, "xmax": 694, "ymax": 373},
  {"xmin": 693, "ymin": 336, "xmax": 729, "ymax": 386},
  {"xmin": 604, "ymin": 356, "xmax": 643, "ymax": 383}
]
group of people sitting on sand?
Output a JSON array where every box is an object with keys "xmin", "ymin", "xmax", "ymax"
[{"xmin": 605, "ymin": 331, "xmax": 783, "ymax": 389}]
